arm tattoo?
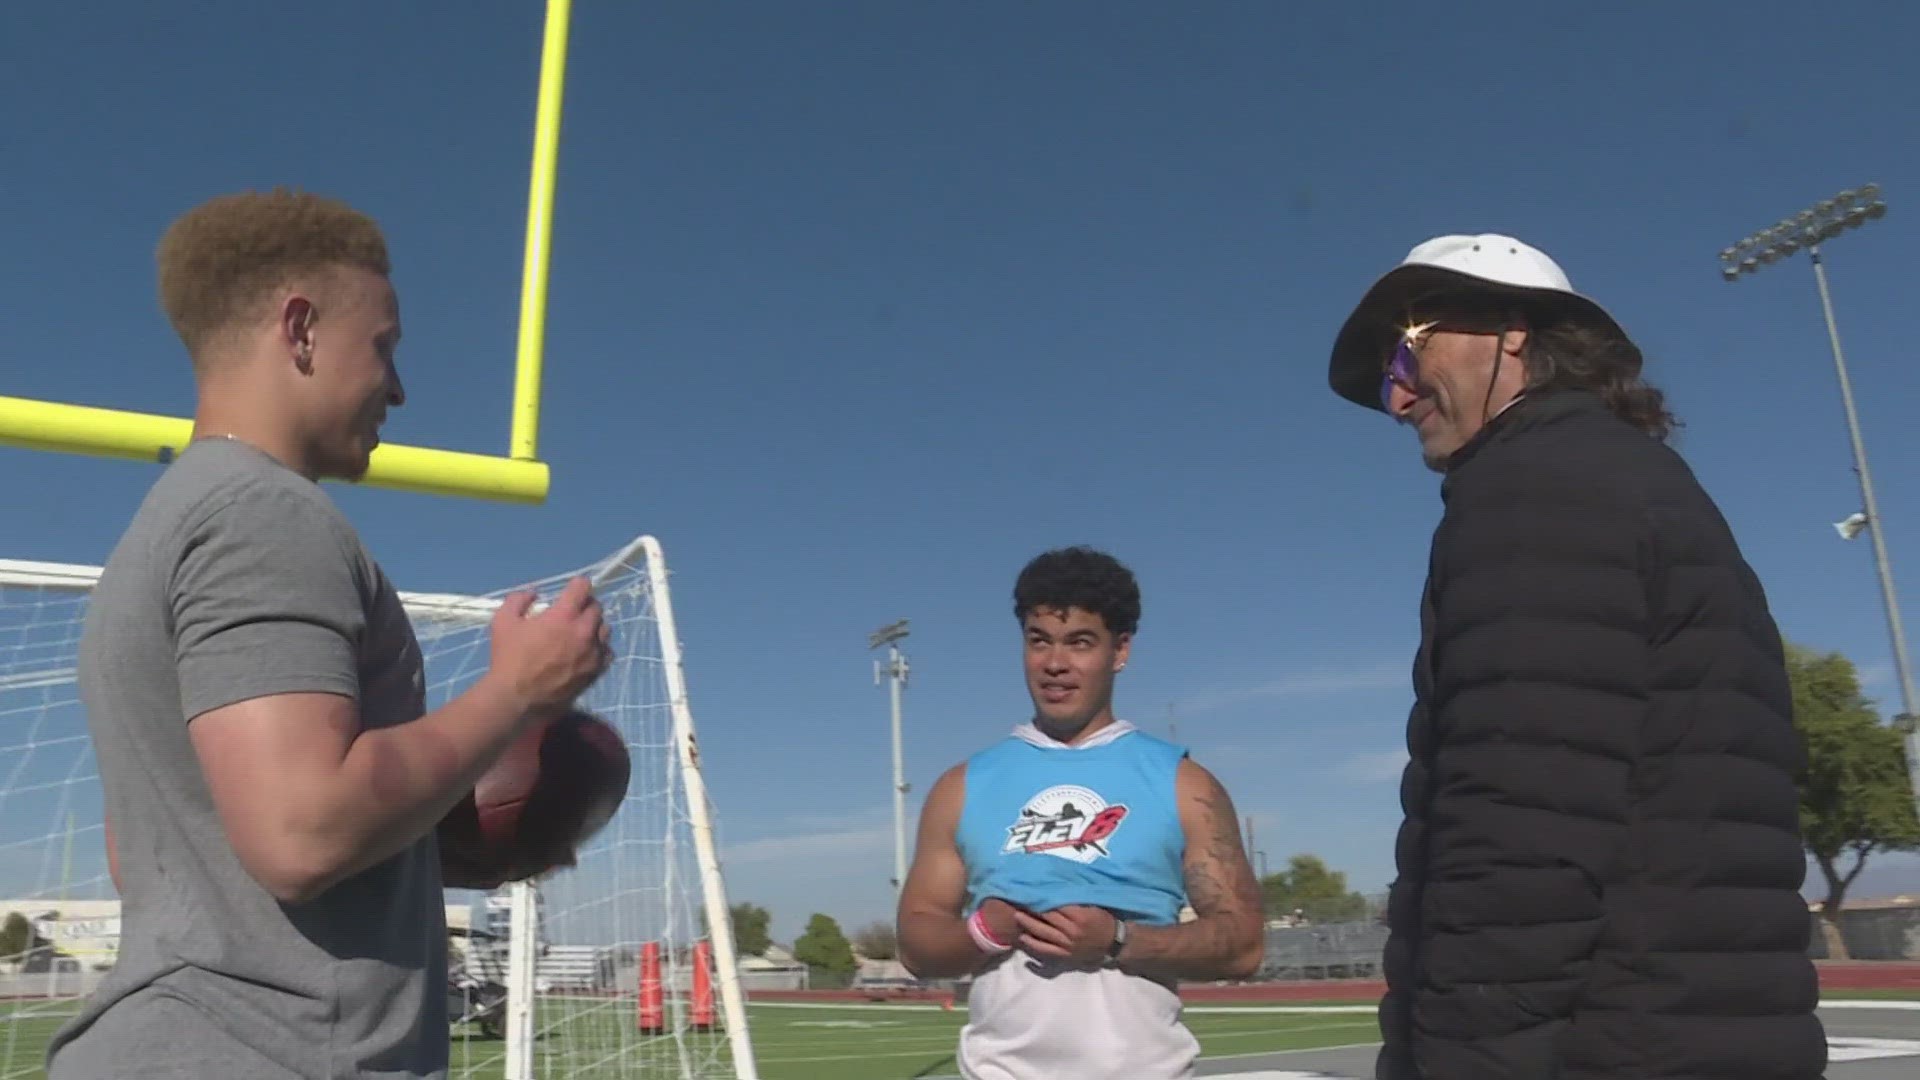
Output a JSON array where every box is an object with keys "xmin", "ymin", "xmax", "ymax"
[
  {"xmin": 1188, "ymin": 772, "xmax": 1253, "ymax": 914},
  {"xmin": 1117, "ymin": 763, "xmax": 1264, "ymax": 981}
]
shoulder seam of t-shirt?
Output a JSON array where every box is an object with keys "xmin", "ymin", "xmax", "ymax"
[{"xmin": 174, "ymin": 474, "xmax": 366, "ymax": 584}]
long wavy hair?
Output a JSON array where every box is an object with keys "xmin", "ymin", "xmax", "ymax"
[
  {"xmin": 1521, "ymin": 322, "xmax": 1680, "ymax": 442},
  {"xmin": 1405, "ymin": 285, "xmax": 1680, "ymax": 441}
]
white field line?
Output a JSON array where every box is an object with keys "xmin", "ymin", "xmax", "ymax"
[
  {"xmin": 751, "ymin": 998, "xmax": 1919, "ymax": 1014},
  {"xmin": 744, "ymin": 993, "xmax": 1918, "ymax": 1069},
  {"xmin": 751, "ymin": 1001, "xmax": 949, "ymax": 1012},
  {"xmin": 748, "ymin": 1000, "xmax": 1376, "ymax": 1015}
]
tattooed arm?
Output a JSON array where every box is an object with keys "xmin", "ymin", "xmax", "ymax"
[{"xmin": 1115, "ymin": 758, "xmax": 1265, "ymax": 981}]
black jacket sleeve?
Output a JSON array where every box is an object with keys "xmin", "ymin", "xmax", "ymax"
[{"xmin": 1400, "ymin": 455, "xmax": 1653, "ymax": 1078}]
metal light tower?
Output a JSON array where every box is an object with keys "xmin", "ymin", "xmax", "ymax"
[
  {"xmin": 870, "ymin": 619, "xmax": 912, "ymax": 896},
  {"xmin": 1719, "ymin": 183, "xmax": 1919, "ymax": 809}
]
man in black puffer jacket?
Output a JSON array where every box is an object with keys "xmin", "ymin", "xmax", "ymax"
[{"xmin": 1327, "ymin": 234, "xmax": 1825, "ymax": 1080}]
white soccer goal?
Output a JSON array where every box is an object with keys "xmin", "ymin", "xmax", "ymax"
[{"xmin": 0, "ymin": 534, "xmax": 758, "ymax": 1080}]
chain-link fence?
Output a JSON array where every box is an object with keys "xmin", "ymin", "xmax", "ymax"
[
  {"xmin": 0, "ymin": 968, "xmax": 102, "ymax": 1000},
  {"xmin": 1256, "ymin": 920, "xmax": 1389, "ymax": 981},
  {"xmin": 1252, "ymin": 903, "xmax": 1919, "ymax": 980},
  {"xmin": 1806, "ymin": 906, "xmax": 1920, "ymax": 961}
]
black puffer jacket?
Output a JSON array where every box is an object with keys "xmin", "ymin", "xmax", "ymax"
[{"xmin": 1377, "ymin": 389, "xmax": 1825, "ymax": 1080}]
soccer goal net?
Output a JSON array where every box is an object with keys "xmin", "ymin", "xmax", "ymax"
[{"xmin": 0, "ymin": 534, "xmax": 757, "ymax": 1080}]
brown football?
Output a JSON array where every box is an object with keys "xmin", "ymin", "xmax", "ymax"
[{"xmin": 439, "ymin": 707, "xmax": 631, "ymax": 884}]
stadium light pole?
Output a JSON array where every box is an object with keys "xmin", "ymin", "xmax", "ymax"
[
  {"xmin": 870, "ymin": 620, "xmax": 912, "ymax": 897},
  {"xmin": 1719, "ymin": 183, "xmax": 1920, "ymax": 812}
]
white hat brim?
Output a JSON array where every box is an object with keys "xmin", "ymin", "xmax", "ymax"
[{"xmin": 1327, "ymin": 263, "xmax": 1631, "ymax": 412}]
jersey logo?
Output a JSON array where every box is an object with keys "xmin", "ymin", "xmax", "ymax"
[{"xmin": 1003, "ymin": 784, "xmax": 1129, "ymax": 864}]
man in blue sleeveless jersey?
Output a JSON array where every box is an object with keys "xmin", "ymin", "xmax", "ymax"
[{"xmin": 896, "ymin": 547, "xmax": 1265, "ymax": 1080}]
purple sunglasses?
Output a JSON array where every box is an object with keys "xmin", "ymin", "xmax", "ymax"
[{"xmin": 1380, "ymin": 334, "xmax": 1421, "ymax": 411}]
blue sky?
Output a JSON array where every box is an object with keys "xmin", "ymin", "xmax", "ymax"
[{"xmin": 3, "ymin": 2, "xmax": 1919, "ymax": 945}]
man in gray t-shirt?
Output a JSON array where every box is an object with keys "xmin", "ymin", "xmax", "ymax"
[
  {"xmin": 47, "ymin": 189, "xmax": 611, "ymax": 1079},
  {"xmin": 49, "ymin": 438, "xmax": 446, "ymax": 1078}
]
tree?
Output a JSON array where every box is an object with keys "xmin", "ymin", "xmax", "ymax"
[
  {"xmin": 852, "ymin": 920, "xmax": 897, "ymax": 960},
  {"xmin": 728, "ymin": 903, "xmax": 772, "ymax": 958},
  {"xmin": 791, "ymin": 913, "xmax": 857, "ymax": 988},
  {"xmin": 1259, "ymin": 854, "xmax": 1370, "ymax": 924},
  {"xmin": 0, "ymin": 913, "xmax": 30, "ymax": 961},
  {"xmin": 1788, "ymin": 643, "xmax": 1920, "ymax": 959}
]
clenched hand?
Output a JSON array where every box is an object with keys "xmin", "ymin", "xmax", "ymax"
[
  {"xmin": 1014, "ymin": 904, "xmax": 1118, "ymax": 967},
  {"xmin": 488, "ymin": 576, "xmax": 611, "ymax": 714}
]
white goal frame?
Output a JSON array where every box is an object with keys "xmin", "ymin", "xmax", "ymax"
[{"xmin": 0, "ymin": 534, "xmax": 759, "ymax": 1080}]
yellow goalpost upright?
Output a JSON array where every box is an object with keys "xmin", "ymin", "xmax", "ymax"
[{"xmin": 0, "ymin": 1, "xmax": 575, "ymax": 506}]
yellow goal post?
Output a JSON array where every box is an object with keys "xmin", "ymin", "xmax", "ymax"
[{"xmin": 0, "ymin": 0, "xmax": 576, "ymax": 506}]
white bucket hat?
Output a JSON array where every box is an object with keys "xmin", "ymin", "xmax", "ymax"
[{"xmin": 1327, "ymin": 233, "xmax": 1633, "ymax": 412}]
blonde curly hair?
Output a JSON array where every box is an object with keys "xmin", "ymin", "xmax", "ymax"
[{"xmin": 156, "ymin": 187, "xmax": 390, "ymax": 361}]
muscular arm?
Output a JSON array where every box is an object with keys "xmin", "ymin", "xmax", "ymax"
[
  {"xmin": 112, "ymin": 688, "xmax": 524, "ymax": 903},
  {"xmin": 174, "ymin": 492, "xmax": 539, "ymax": 906},
  {"xmin": 896, "ymin": 763, "xmax": 998, "ymax": 979},
  {"xmin": 190, "ymin": 681, "xmax": 533, "ymax": 904},
  {"xmin": 1115, "ymin": 758, "xmax": 1265, "ymax": 981}
]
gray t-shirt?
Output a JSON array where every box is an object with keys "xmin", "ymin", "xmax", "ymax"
[{"xmin": 46, "ymin": 438, "xmax": 447, "ymax": 1080}]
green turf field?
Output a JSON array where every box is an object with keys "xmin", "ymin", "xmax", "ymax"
[
  {"xmin": 711, "ymin": 1000, "xmax": 1379, "ymax": 1080},
  {"xmin": 4, "ymin": 992, "xmax": 1914, "ymax": 1079},
  {"xmin": 1, "ymin": 997, "xmax": 1378, "ymax": 1080}
]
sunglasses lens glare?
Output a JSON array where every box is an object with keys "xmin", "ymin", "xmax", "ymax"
[{"xmin": 1380, "ymin": 340, "xmax": 1416, "ymax": 409}]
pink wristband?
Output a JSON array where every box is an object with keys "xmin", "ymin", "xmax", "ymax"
[{"xmin": 967, "ymin": 909, "xmax": 1012, "ymax": 954}]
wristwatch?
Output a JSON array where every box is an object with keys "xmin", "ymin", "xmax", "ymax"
[{"xmin": 1106, "ymin": 918, "xmax": 1129, "ymax": 961}]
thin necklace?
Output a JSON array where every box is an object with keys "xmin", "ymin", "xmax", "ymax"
[{"xmin": 156, "ymin": 432, "xmax": 241, "ymax": 465}]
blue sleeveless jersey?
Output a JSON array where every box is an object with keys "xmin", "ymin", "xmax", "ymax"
[{"xmin": 956, "ymin": 728, "xmax": 1189, "ymax": 927}]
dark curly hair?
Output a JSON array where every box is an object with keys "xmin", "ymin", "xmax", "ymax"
[{"xmin": 1012, "ymin": 546, "xmax": 1141, "ymax": 637}]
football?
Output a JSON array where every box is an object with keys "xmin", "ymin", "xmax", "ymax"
[{"xmin": 439, "ymin": 707, "xmax": 631, "ymax": 884}]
